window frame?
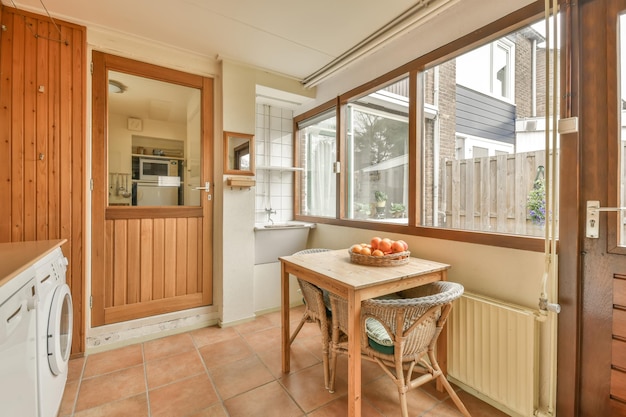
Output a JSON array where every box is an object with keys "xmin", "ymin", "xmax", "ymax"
[{"xmin": 293, "ymin": 1, "xmax": 549, "ymax": 253}]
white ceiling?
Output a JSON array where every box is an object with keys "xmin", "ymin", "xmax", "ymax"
[{"xmin": 9, "ymin": 0, "xmax": 423, "ymax": 80}]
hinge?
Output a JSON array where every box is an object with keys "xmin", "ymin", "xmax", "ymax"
[
  {"xmin": 90, "ymin": 61, "xmax": 93, "ymax": 75},
  {"xmin": 89, "ymin": 295, "xmax": 93, "ymax": 309},
  {"xmin": 90, "ymin": 178, "xmax": 94, "ymax": 191}
]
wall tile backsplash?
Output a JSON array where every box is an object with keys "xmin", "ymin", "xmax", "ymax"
[{"xmin": 255, "ymin": 104, "xmax": 294, "ymax": 224}]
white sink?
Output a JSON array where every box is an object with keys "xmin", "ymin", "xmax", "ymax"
[{"xmin": 253, "ymin": 222, "xmax": 315, "ymax": 264}]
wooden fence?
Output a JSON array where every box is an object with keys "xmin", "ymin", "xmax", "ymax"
[{"xmin": 440, "ymin": 150, "xmax": 556, "ymax": 237}]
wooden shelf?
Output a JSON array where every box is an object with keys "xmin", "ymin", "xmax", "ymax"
[{"xmin": 227, "ymin": 177, "xmax": 256, "ymax": 188}]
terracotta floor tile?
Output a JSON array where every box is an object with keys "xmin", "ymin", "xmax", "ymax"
[
  {"xmin": 447, "ymin": 390, "xmax": 509, "ymax": 417},
  {"xmin": 67, "ymin": 357, "xmax": 85, "ymax": 382},
  {"xmin": 198, "ymin": 336, "xmax": 253, "ymax": 369},
  {"xmin": 75, "ymin": 365, "xmax": 146, "ymax": 412},
  {"xmin": 223, "ymin": 381, "xmax": 303, "ymax": 417},
  {"xmin": 149, "ymin": 373, "xmax": 219, "ymax": 417},
  {"xmin": 190, "ymin": 326, "xmax": 239, "ymax": 348},
  {"xmin": 145, "ymin": 349, "xmax": 206, "ymax": 389},
  {"xmin": 291, "ymin": 334, "xmax": 327, "ymax": 362},
  {"xmin": 210, "ymin": 355, "xmax": 274, "ymax": 399},
  {"xmin": 58, "ymin": 379, "xmax": 79, "ymax": 417},
  {"xmin": 256, "ymin": 340, "xmax": 320, "ymax": 378},
  {"xmin": 362, "ymin": 376, "xmax": 440, "ymax": 417},
  {"xmin": 232, "ymin": 315, "xmax": 274, "ymax": 335},
  {"xmin": 241, "ymin": 326, "xmax": 282, "ymax": 353},
  {"xmin": 143, "ymin": 333, "xmax": 196, "ymax": 362},
  {"xmin": 73, "ymin": 394, "xmax": 148, "ymax": 417},
  {"xmin": 307, "ymin": 396, "xmax": 384, "ymax": 417},
  {"xmin": 280, "ymin": 362, "xmax": 337, "ymax": 412},
  {"xmin": 186, "ymin": 403, "xmax": 229, "ymax": 417},
  {"xmin": 82, "ymin": 344, "xmax": 143, "ymax": 377}
]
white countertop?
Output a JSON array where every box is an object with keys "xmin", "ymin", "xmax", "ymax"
[{"xmin": 0, "ymin": 239, "xmax": 66, "ymax": 288}]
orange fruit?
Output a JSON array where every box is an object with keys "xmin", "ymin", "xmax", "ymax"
[
  {"xmin": 391, "ymin": 241, "xmax": 405, "ymax": 253},
  {"xmin": 361, "ymin": 246, "xmax": 372, "ymax": 256},
  {"xmin": 351, "ymin": 244, "xmax": 363, "ymax": 254},
  {"xmin": 370, "ymin": 237, "xmax": 381, "ymax": 250},
  {"xmin": 379, "ymin": 238, "xmax": 392, "ymax": 254},
  {"xmin": 372, "ymin": 249, "xmax": 384, "ymax": 257},
  {"xmin": 397, "ymin": 240, "xmax": 408, "ymax": 251}
]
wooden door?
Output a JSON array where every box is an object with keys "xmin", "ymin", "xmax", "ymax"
[
  {"xmin": 91, "ymin": 52, "xmax": 213, "ymax": 326},
  {"xmin": 0, "ymin": 6, "xmax": 86, "ymax": 354},
  {"xmin": 560, "ymin": 0, "xmax": 626, "ymax": 414}
]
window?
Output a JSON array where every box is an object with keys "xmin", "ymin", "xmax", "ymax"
[
  {"xmin": 420, "ymin": 20, "xmax": 556, "ymax": 237},
  {"xmin": 456, "ymin": 38, "xmax": 515, "ymax": 101},
  {"xmin": 297, "ymin": 110, "xmax": 337, "ymax": 218},
  {"xmin": 345, "ymin": 78, "xmax": 409, "ymax": 223},
  {"xmin": 294, "ymin": 12, "xmax": 557, "ymax": 246}
]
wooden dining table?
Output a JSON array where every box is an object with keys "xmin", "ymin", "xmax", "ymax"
[{"xmin": 279, "ymin": 248, "xmax": 451, "ymax": 417}]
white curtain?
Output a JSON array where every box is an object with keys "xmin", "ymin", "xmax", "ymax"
[{"xmin": 309, "ymin": 138, "xmax": 336, "ymax": 216}]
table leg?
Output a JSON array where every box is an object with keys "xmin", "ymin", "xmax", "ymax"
[
  {"xmin": 347, "ymin": 289, "xmax": 362, "ymax": 417},
  {"xmin": 281, "ymin": 262, "xmax": 290, "ymax": 373}
]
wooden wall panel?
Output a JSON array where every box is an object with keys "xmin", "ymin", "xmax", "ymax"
[
  {"xmin": 102, "ymin": 216, "xmax": 206, "ymax": 322},
  {"xmin": 153, "ymin": 218, "xmax": 165, "ymax": 300},
  {"xmin": 0, "ymin": 6, "xmax": 86, "ymax": 354}
]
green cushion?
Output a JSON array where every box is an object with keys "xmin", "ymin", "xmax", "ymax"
[
  {"xmin": 368, "ymin": 337, "xmax": 394, "ymax": 355},
  {"xmin": 365, "ymin": 317, "xmax": 394, "ymax": 354}
]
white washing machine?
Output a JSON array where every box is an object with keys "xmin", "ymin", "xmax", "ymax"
[
  {"xmin": 0, "ymin": 268, "xmax": 39, "ymax": 417},
  {"xmin": 34, "ymin": 248, "xmax": 72, "ymax": 417}
]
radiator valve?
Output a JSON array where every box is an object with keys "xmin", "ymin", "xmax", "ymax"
[{"xmin": 539, "ymin": 297, "xmax": 561, "ymax": 313}]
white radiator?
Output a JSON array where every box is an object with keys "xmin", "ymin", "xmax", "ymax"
[{"xmin": 447, "ymin": 292, "xmax": 540, "ymax": 417}]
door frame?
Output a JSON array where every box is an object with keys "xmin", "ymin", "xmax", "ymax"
[
  {"xmin": 90, "ymin": 51, "xmax": 214, "ymax": 326},
  {"xmin": 557, "ymin": 0, "xmax": 626, "ymax": 414}
]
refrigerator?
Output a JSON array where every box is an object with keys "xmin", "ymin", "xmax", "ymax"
[{"xmin": 135, "ymin": 183, "xmax": 179, "ymax": 206}]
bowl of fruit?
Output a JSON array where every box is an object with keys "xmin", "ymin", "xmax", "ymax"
[{"xmin": 349, "ymin": 237, "xmax": 410, "ymax": 266}]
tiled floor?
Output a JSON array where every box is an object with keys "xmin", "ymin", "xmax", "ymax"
[{"xmin": 59, "ymin": 306, "xmax": 508, "ymax": 417}]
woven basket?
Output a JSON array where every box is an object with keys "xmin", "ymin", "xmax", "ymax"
[{"xmin": 348, "ymin": 249, "xmax": 410, "ymax": 267}]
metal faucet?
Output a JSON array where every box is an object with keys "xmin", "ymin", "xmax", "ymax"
[{"xmin": 265, "ymin": 208, "xmax": 276, "ymax": 224}]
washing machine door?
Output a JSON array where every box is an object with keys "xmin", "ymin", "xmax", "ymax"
[{"xmin": 47, "ymin": 284, "xmax": 72, "ymax": 375}]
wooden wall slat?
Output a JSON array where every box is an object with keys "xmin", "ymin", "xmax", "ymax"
[
  {"xmin": 0, "ymin": 11, "xmax": 14, "ymax": 241},
  {"xmin": 113, "ymin": 220, "xmax": 128, "ymax": 306},
  {"xmin": 197, "ymin": 218, "xmax": 203, "ymax": 292},
  {"xmin": 105, "ymin": 220, "xmax": 114, "ymax": 309},
  {"xmin": 176, "ymin": 218, "xmax": 187, "ymax": 296},
  {"xmin": 140, "ymin": 219, "xmax": 154, "ymax": 302},
  {"xmin": 35, "ymin": 19, "xmax": 49, "ymax": 240},
  {"xmin": 164, "ymin": 218, "xmax": 177, "ymax": 298},
  {"xmin": 126, "ymin": 219, "xmax": 140, "ymax": 304},
  {"xmin": 187, "ymin": 217, "xmax": 198, "ymax": 294},
  {"xmin": 47, "ymin": 20, "xmax": 60, "ymax": 240},
  {"xmin": 153, "ymin": 218, "xmax": 165, "ymax": 300},
  {"xmin": 10, "ymin": 14, "xmax": 25, "ymax": 241},
  {"xmin": 23, "ymin": 15, "xmax": 37, "ymax": 241}
]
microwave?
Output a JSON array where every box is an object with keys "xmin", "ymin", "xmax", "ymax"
[{"xmin": 138, "ymin": 158, "xmax": 179, "ymax": 181}]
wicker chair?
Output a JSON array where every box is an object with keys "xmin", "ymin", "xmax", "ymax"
[
  {"xmin": 328, "ymin": 281, "xmax": 471, "ymax": 417},
  {"xmin": 289, "ymin": 248, "xmax": 332, "ymax": 389}
]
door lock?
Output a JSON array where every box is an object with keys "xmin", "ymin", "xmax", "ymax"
[
  {"xmin": 194, "ymin": 182, "xmax": 212, "ymax": 200},
  {"xmin": 586, "ymin": 200, "xmax": 626, "ymax": 238}
]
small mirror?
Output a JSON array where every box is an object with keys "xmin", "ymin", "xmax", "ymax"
[{"xmin": 224, "ymin": 131, "xmax": 254, "ymax": 175}]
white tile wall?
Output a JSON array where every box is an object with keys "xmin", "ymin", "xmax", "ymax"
[{"xmin": 255, "ymin": 104, "xmax": 294, "ymax": 224}]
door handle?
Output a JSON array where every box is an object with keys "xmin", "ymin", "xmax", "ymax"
[
  {"xmin": 194, "ymin": 182, "xmax": 211, "ymax": 200},
  {"xmin": 586, "ymin": 200, "xmax": 626, "ymax": 238}
]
